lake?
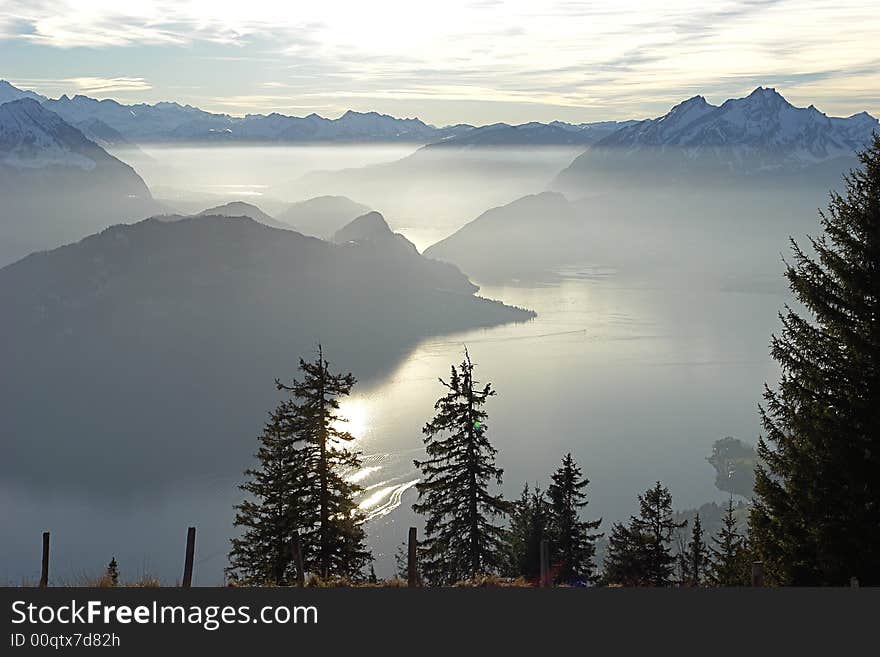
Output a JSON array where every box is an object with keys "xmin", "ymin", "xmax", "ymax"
[
  {"xmin": 1, "ymin": 144, "xmax": 810, "ymax": 584},
  {"xmin": 1, "ymin": 266, "xmax": 787, "ymax": 583}
]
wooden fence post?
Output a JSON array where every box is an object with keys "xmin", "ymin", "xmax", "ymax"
[
  {"xmin": 293, "ymin": 532, "xmax": 305, "ymax": 587},
  {"xmin": 407, "ymin": 527, "xmax": 418, "ymax": 587},
  {"xmin": 751, "ymin": 561, "xmax": 764, "ymax": 587},
  {"xmin": 181, "ymin": 526, "xmax": 196, "ymax": 588},
  {"xmin": 39, "ymin": 532, "xmax": 50, "ymax": 588},
  {"xmin": 539, "ymin": 539, "xmax": 549, "ymax": 588}
]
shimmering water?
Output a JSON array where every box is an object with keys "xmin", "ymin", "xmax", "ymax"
[{"xmin": 342, "ymin": 268, "xmax": 785, "ymax": 574}]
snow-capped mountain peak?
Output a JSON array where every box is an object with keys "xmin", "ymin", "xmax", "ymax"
[
  {"xmin": 0, "ymin": 80, "xmax": 47, "ymax": 105},
  {"xmin": 593, "ymin": 87, "xmax": 878, "ymax": 171},
  {"xmin": 655, "ymin": 94, "xmax": 715, "ymax": 132},
  {"xmin": 0, "ymin": 98, "xmax": 109, "ymax": 170}
]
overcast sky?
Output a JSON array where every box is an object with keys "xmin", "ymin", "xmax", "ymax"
[{"xmin": 1, "ymin": 0, "xmax": 877, "ymax": 125}]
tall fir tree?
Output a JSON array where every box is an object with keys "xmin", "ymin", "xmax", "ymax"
[
  {"xmin": 708, "ymin": 498, "xmax": 750, "ymax": 587},
  {"xmin": 751, "ymin": 136, "xmax": 880, "ymax": 586},
  {"xmin": 547, "ymin": 454, "xmax": 602, "ymax": 584},
  {"xmin": 227, "ymin": 409, "xmax": 312, "ymax": 585},
  {"xmin": 682, "ymin": 513, "xmax": 709, "ymax": 586},
  {"xmin": 413, "ymin": 349, "xmax": 511, "ymax": 584},
  {"xmin": 631, "ymin": 482, "xmax": 686, "ymax": 586},
  {"xmin": 603, "ymin": 482, "xmax": 685, "ymax": 586},
  {"xmin": 505, "ymin": 484, "xmax": 534, "ymax": 578},
  {"xmin": 675, "ymin": 532, "xmax": 689, "ymax": 585},
  {"xmin": 505, "ymin": 484, "xmax": 551, "ymax": 581},
  {"xmin": 276, "ymin": 345, "xmax": 371, "ymax": 579}
]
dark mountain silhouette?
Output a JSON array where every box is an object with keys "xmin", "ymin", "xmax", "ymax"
[
  {"xmin": 275, "ymin": 195, "xmax": 372, "ymax": 238},
  {"xmin": 0, "ymin": 98, "xmax": 160, "ymax": 266},
  {"xmin": 332, "ymin": 211, "xmax": 425, "ymax": 264},
  {"xmin": 423, "ymin": 192, "xmax": 582, "ymax": 281},
  {"xmin": 197, "ymin": 201, "xmax": 289, "ymax": 229},
  {"xmin": 0, "ymin": 215, "xmax": 533, "ymax": 493},
  {"xmin": 332, "ymin": 211, "xmax": 411, "ymax": 246}
]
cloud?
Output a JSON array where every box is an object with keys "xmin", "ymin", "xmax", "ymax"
[
  {"xmin": 0, "ymin": 1, "xmax": 877, "ymax": 122},
  {"xmin": 12, "ymin": 76, "xmax": 152, "ymax": 95},
  {"xmin": 67, "ymin": 77, "xmax": 152, "ymax": 93}
]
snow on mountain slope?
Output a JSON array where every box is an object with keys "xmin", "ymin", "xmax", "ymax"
[
  {"xmin": 0, "ymin": 80, "xmax": 46, "ymax": 105},
  {"xmin": 44, "ymin": 94, "xmax": 234, "ymax": 142},
  {"xmin": 0, "ymin": 98, "xmax": 108, "ymax": 169},
  {"xmin": 592, "ymin": 87, "xmax": 878, "ymax": 169},
  {"xmin": 41, "ymin": 91, "xmax": 455, "ymax": 143},
  {"xmin": 0, "ymin": 97, "xmax": 160, "ymax": 266},
  {"xmin": 428, "ymin": 119, "xmax": 638, "ymax": 147}
]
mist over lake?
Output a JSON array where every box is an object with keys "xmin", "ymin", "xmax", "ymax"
[
  {"xmin": 1, "ymin": 141, "xmax": 815, "ymax": 583},
  {"xmin": 113, "ymin": 144, "xmax": 586, "ymax": 250}
]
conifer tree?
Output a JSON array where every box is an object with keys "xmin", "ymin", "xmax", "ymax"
[
  {"xmin": 106, "ymin": 557, "xmax": 119, "ymax": 586},
  {"xmin": 276, "ymin": 345, "xmax": 371, "ymax": 579},
  {"xmin": 683, "ymin": 513, "xmax": 709, "ymax": 586},
  {"xmin": 505, "ymin": 484, "xmax": 551, "ymax": 581},
  {"xmin": 394, "ymin": 541, "xmax": 408, "ymax": 580},
  {"xmin": 505, "ymin": 485, "xmax": 534, "ymax": 578},
  {"xmin": 547, "ymin": 454, "xmax": 602, "ymax": 584},
  {"xmin": 631, "ymin": 482, "xmax": 686, "ymax": 586},
  {"xmin": 603, "ymin": 482, "xmax": 685, "ymax": 586},
  {"xmin": 675, "ymin": 532, "xmax": 689, "ymax": 585},
  {"xmin": 227, "ymin": 409, "xmax": 312, "ymax": 585},
  {"xmin": 751, "ymin": 136, "xmax": 880, "ymax": 586},
  {"xmin": 708, "ymin": 498, "xmax": 750, "ymax": 587},
  {"xmin": 413, "ymin": 349, "xmax": 511, "ymax": 584},
  {"xmin": 603, "ymin": 521, "xmax": 649, "ymax": 586}
]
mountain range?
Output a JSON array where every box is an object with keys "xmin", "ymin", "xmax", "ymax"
[
  {"xmin": 425, "ymin": 88, "xmax": 879, "ymax": 282},
  {"xmin": 554, "ymin": 87, "xmax": 879, "ymax": 191},
  {"xmin": 0, "ymin": 80, "xmax": 631, "ymax": 146},
  {"xmin": 426, "ymin": 120, "xmax": 638, "ymax": 148},
  {"xmin": 0, "ymin": 80, "xmax": 470, "ymax": 143}
]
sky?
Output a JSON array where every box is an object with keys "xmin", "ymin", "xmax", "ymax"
[{"xmin": 0, "ymin": 0, "xmax": 878, "ymax": 125}]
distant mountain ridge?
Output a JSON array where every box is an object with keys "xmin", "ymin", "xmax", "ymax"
[
  {"xmin": 43, "ymin": 94, "xmax": 472, "ymax": 143},
  {"xmin": 0, "ymin": 81, "xmax": 469, "ymax": 143},
  {"xmin": 1, "ymin": 80, "xmax": 634, "ymax": 146},
  {"xmin": 3, "ymin": 80, "xmax": 876, "ymax": 155},
  {"xmin": 555, "ymin": 87, "xmax": 879, "ymax": 189},
  {"xmin": 0, "ymin": 79, "xmax": 45, "ymax": 104},
  {"xmin": 595, "ymin": 87, "xmax": 876, "ymax": 164},
  {"xmin": 426, "ymin": 120, "xmax": 639, "ymax": 148}
]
